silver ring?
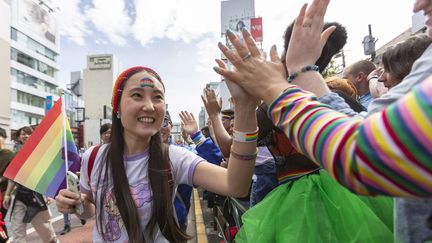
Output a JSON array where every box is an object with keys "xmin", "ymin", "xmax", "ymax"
[{"xmin": 242, "ymin": 52, "xmax": 252, "ymax": 61}]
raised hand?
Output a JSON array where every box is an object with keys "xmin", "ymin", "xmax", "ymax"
[
  {"xmin": 201, "ymin": 88, "xmax": 222, "ymax": 118},
  {"xmin": 214, "ymin": 0, "xmax": 333, "ymax": 104},
  {"xmin": 179, "ymin": 111, "xmax": 199, "ymax": 136},
  {"xmin": 285, "ymin": 0, "xmax": 335, "ymax": 74},
  {"xmin": 214, "ymin": 59, "xmax": 260, "ymax": 107},
  {"xmin": 214, "ymin": 27, "xmax": 286, "ymax": 103}
]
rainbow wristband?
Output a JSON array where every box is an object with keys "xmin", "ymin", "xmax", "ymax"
[
  {"xmin": 232, "ymin": 128, "xmax": 258, "ymax": 143},
  {"xmin": 191, "ymin": 131, "xmax": 206, "ymax": 146}
]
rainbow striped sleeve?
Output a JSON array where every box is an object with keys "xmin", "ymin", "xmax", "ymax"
[{"xmin": 268, "ymin": 77, "xmax": 432, "ymax": 197}]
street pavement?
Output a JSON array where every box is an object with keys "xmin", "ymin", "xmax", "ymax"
[
  {"xmin": 23, "ymin": 189, "xmax": 220, "ymax": 242},
  {"xmin": 26, "ymin": 214, "xmax": 93, "ymax": 242}
]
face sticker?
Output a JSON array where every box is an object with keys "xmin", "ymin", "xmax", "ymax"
[{"xmin": 139, "ymin": 77, "xmax": 156, "ymax": 88}]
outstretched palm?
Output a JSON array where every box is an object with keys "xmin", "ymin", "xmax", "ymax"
[
  {"xmin": 179, "ymin": 111, "xmax": 199, "ymax": 136},
  {"xmin": 201, "ymin": 88, "xmax": 222, "ymax": 117}
]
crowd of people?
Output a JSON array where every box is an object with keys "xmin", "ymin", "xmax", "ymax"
[{"xmin": 0, "ymin": 0, "xmax": 431, "ymax": 242}]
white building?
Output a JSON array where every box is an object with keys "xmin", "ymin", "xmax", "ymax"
[
  {"xmin": 83, "ymin": 54, "xmax": 121, "ymax": 147},
  {"xmin": 0, "ymin": 0, "xmax": 60, "ymax": 146},
  {"xmin": 171, "ymin": 122, "xmax": 182, "ymax": 144}
]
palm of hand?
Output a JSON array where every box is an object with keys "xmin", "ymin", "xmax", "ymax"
[
  {"xmin": 182, "ymin": 120, "xmax": 197, "ymax": 135},
  {"xmin": 203, "ymin": 89, "xmax": 222, "ymax": 116}
]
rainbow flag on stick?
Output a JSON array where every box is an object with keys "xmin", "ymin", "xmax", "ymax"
[{"xmin": 4, "ymin": 97, "xmax": 80, "ymax": 197}]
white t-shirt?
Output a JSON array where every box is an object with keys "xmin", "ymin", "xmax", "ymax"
[{"xmin": 80, "ymin": 144, "xmax": 204, "ymax": 242}]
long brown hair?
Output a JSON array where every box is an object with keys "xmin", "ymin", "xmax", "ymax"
[{"xmin": 95, "ymin": 67, "xmax": 189, "ymax": 242}]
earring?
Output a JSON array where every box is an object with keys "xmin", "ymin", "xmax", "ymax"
[{"xmin": 116, "ymin": 112, "xmax": 121, "ymax": 119}]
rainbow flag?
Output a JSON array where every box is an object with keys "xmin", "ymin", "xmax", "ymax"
[{"xmin": 4, "ymin": 98, "xmax": 80, "ymax": 197}]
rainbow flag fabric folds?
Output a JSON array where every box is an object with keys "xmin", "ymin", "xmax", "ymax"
[{"xmin": 4, "ymin": 98, "xmax": 80, "ymax": 198}]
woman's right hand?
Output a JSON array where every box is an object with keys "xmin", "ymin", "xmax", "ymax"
[{"xmin": 55, "ymin": 189, "xmax": 82, "ymax": 214}]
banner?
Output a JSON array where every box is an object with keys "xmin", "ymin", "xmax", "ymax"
[{"xmin": 251, "ymin": 17, "xmax": 263, "ymax": 42}]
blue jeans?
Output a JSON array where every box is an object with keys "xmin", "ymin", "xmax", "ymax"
[{"xmin": 250, "ymin": 162, "xmax": 278, "ymax": 207}]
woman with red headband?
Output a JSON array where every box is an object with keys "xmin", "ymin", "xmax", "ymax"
[{"xmin": 55, "ymin": 66, "xmax": 258, "ymax": 242}]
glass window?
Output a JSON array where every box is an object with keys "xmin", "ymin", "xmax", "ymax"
[
  {"xmin": 16, "ymin": 31, "xmax": 27, "ymax": 46},
  {"xmin": 16, "ymin": 90, "xmax": 45, "ymax": 108},
  {"xmin": 10, "ymin": 48, "xmax": 17, "ymax": 61},
  {"xmin": 11, "ymin": 28, "xmax": 17, "ymax": 41},
  {"xmin": 11, "ymin": 48, "xmax": 56, "ymax": 77},
  {"xmin": 11, "ymin": 68, "xmax": 58, "ymax": 93},
  {"xmin": 11, "ymin": 109, "xmax": 44, "ymax": 126},
  {"xmin": 10, "ymin": 28, "xmax": 58, "ymax": 61},
  {"xmin": 16, "ymin": 51, "xmax": 36, "ymax": 69}
]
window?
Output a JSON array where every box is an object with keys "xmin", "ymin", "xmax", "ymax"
[
  {"xmin": 11, "ymin": 68, "xmax": 58, "ymax": 93},
  {"xmin": 10, "ymin": 28, "xmax": 58, "ymax": 61},
  {"xmin": 16, "ymin": 90, "xmax": 45, "ymax": 108},
  {"xmin": 11, "ymin": 109, "xmax": 44, "ymax": 126},
  {"xmin": 11, "ymin": 48, "xmax": 57, "ymax": 78}
]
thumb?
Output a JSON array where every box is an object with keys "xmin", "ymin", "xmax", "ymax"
[{"xmin": 320, "ymin": 25, "xmax": 336, "ymax": 49}]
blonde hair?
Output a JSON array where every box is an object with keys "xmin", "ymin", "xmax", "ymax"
[{"xmin": 325, "ymin": 77, "xmax": 358, "ymax": 99}]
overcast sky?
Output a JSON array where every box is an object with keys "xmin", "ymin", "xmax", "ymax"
[{"xmin": 55, "ymin": 0, "xmax": 415, "ymax": 122}]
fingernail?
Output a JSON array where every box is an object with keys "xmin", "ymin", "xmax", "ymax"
[
  {"xmin": 218, "ymin": 42, "xmax": 223, "ymax": 48},
  {"xmin": 226, "ymin": 29, "xmax": 233, "ymax": 35},
  {"xmin": 242, "ymin": 27, "xmax": 249, "ymax": 33},
  {"xmin": 272, "ymin": 44, "xmax": 277, "ymax": 50},
  {"xmin": 213, "ymin": 66, "xmax": 220, "ymax": 72}
]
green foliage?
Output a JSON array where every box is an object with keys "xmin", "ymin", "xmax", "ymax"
[{"xmin": 322, "ymin": 59, "xmax": 340, "ymax": 78}]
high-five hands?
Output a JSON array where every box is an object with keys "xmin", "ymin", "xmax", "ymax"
[{"xmin": 213, "ymin": 0, "xmax": 334, "ymax": 104}]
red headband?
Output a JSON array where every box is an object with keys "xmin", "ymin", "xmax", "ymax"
[{"xmin": 111, "ymin": 66, "xmax": 164, "ymax": 114}]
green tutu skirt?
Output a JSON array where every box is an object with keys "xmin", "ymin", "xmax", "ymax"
[{"xmin": 235, "ymin": 170, "xmax": 393, "ymax": 243}]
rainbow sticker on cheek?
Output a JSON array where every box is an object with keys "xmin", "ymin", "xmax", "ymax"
[{"xmin": 139, "ymin": 77, "xmax": 156, "ymax": 88}]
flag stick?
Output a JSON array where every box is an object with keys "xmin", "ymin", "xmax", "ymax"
[{"xmin": 61, "ymin": 91, "xmax": 70, "ymax": 190}]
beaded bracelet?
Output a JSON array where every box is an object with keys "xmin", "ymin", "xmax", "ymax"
[
  {"xmin": 230, "ymin": 147, "xmax": 259, "ymax": 161},
  {"xmin": 232, "ymin": 128, "xmax": 259, "ymax": 143},
  {"xmin": 287, "ymin": 65, "xmax": 320, "ymax": 83}
]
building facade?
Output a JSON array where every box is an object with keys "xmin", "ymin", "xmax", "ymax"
[
  {"xmin": 1, "ymin": 0, "xmax": 60, "ymax": 147},
  {"xmin": 83, "ymin": 54, "xmax": 120, "ymax": 147}
]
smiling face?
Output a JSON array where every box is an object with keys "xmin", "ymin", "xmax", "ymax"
[{"xmin": 118, "ymin": 71, "xmax": 166, "ymax": 143}]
